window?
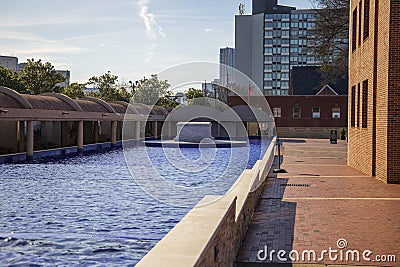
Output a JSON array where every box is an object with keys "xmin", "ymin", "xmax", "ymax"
[
  {"xmin": 282, "ymin": 39, "xmax": 290, "ymax": 45},
  {"xmin": 273, "ymin": 107, "xmax": 281, "ymax": 118},
  {"xmin": 264, "ymin": 56, "xmax": 272, "ymax": 62},
  {"xmin": 293, "ymin": 107, "xmax": 301, "ymax": 119},
  {"xmin": 282, "ymin": 30, "xmax": 290, "ymax": 36},
  {"xmin": 357, "ymin": 83, "xmax": 361, "ymax": 127},
  {"xmin": 312, "ymin": 107, "xmax": 320, "ymax": 119},
  {"xmin": 273, "ymin": 47, "xmax": 281, "ymax": 54},
  {"xmin": 264, "ymin": 73, "xmax": 272, "ymax": 79},
  {"xmin": 362, "ymin": 80, "xmax": 368, "ymax": 128},
  {"xmin": 351, "ymin": 86, "xmax": 356, "ymax": 127},
  {"xmin": 364, "ymin": 0, "xmax": 370, "ymax": 40},
  {"xmin": 265, "ymin": 47, "xmax": 273, "ymax": 54},
  {"xmin": 332, "ymin": 107, "xmax": 341, "ymax": 119},
  {"xmin": 352, "ymin": 7, "xmax": 357, "ymax": 51},
  {"xmin": 266, "ymin": 22, "xmax": 273, "ymax": 28},
  {"xmin": 281, "ymin": 81, "xmax": 289, "ymax": 88},
  {"xmin": 358, "ymin": 1, "xmax": 362, "ymax": 45}
]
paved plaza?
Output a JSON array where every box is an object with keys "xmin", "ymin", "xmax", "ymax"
[{"xmin": 236, "ymin": 139, "xmax": 400, "ymax": 266}]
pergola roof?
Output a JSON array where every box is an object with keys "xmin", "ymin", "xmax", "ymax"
[{"xmin": 0, "ymin": 86, "xmax": 168, "ymax": 119}]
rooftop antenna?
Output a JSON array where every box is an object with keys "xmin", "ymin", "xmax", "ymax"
[{"xmin": 239, "ymin": 3, "xmax": 246, "ymax": 15}]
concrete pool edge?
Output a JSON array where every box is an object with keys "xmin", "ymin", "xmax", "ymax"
[
  {"xmin": 136, "ymin": 137, "xmax": 277, "ymax": 267},
  {"xmin": 0, "ymin": 139, "xmax": 141, "ymax": 163}
]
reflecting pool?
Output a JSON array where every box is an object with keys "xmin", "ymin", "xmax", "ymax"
[{"xmin": 0, "ymin": 139, "xmax": 270, "ymax": 266}]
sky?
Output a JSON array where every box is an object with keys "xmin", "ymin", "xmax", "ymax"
[{"xmin": 0, "ymin": 0, "xmax": 313, "ymax": 84}]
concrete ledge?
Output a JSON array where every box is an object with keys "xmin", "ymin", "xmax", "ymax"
[
  {"xmin": 137, "ymin": 137, "xmax": 277, "ymax": 267},
  {"xmin": 0, "ymin": 152, "xmax": 26, "ymax": 163}
]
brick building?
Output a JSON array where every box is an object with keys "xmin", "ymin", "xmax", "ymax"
[
  {"xmin": 228, "ymin": 95, "xmax": 347, "ymax": 138},
  {"xmin": 348, "ymin": 0, "xmax": 400, "ymax": 183}
]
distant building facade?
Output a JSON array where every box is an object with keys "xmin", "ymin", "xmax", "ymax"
[
  {"xmin": 56, "ymin": 70, "xmax": 71, "ymax": 88},
  {"xmin": 219, "ymin": 47, "xmax": 235, "ymax": 87},
  {"xmin": 0, "ymin": 56, "xmax": 18, "ymax": 71},
  {"xmin": 17, "ymin": 63, "xmax": 27, "ymax": 72},
  {"xmin": 228, "ymin": 95, "xmax": 347, "ymax": 138},
  {"xmin": 348, "ymin": 0, "xmax": 400, "ymax": 183},
  {"xmin": 235, "ymin": 0, "xmax": 347, "ymax": 96}
]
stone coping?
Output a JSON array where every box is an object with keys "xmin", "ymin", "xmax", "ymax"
[{"xmin": 136, "ymin": 137, "xmax": 277, "ymax": 266}]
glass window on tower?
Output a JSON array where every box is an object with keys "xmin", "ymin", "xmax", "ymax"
[
  {"xmin": 265, "ymin": 14, "xmax": 273, "ymax": 20},
  {"xmin": 266, "ymin": 22, "xmax": 273, "ymax": 28}
]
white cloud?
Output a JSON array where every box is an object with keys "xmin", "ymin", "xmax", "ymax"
[
  {"xmin": 204, "ymin": 28, "xmax": 223, "ymax": 33},
  {"xmin": 145, "ymin": 43, "xmax": 156, "ymax": 63},
  {"xmin": 0, "ymin": 30, "xmax": 87, "ymax": 56},
  {"xmin": 138, "ymin": 0, "xmax": 166, "ymax": 40}
]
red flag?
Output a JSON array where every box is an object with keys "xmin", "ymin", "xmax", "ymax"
[{"xmin": 249, "ymin": 85, "xmax": 253, "ymax": 96}]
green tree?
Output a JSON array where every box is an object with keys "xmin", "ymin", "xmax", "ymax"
[
  {"xmin": 185, "ymin": 88, "xmax": 203, "ymax": 100},
  {"xmin": 312, "ymin": 0, "xmax": 349, "ymax": 83},
  {"xmin": 88, "ymin": 71, "xmax": 120, "ymax": 101},
  {"xmin": 116, "ymin": 81, "xmax": 134, "ymax": 102},
  {"xmin": 87, "ymin": 72, "xmax": 133, "ymax": 102},
  {"xmin": 62, "ymin": 83, "xmax": 86, "ymax": 99},
  {"xmin": 0, "ymin": 66, "xmax": 25, "ymax": 93},
  {"xmin": 156, "ymin": 91, "xmax": 180, "ymax": 108},
  {"xmin": 19, "ymin": 59, "xmax": 66, "ymax": 94},
  {"xmin": 134, "ymin": 74, "xmax": 170, "ymax": 105}
]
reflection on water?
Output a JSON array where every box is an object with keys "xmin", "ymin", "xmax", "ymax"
[{"xmin": 0, "ymin": 139, "xmax": 269, "ymax": 266}]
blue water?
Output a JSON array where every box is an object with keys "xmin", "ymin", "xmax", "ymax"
[{"xmin": 0, "ymin": 139, "xmax": 270, "ymax": 266}]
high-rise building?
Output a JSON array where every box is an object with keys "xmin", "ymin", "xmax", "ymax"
[
  {"xmin": 235, "ymin": 0, "xmax": 341, "ymax": 96},
  {"xmin": 219, "ymin": 47, "xmax": 235, "ymax": 87},
  {"xmin": 0, "ymin": 56, "xmax": 18, "ymax": 71}
]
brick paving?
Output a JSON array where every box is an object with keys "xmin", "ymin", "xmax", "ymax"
[{"xmin": 235, "ymin": 139, "xmax": 400, "ymax": 266}]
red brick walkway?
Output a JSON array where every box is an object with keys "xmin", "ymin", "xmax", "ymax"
[{"xmin": 235, "ymin": 139, "xmax": 400, "ymax": 266}]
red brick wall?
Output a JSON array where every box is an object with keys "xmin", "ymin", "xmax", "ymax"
[
  {"xmin": 349, "ymin": 0, "xmax": 399, "ymax": 183},
  {"xmin": 387, "ymin": 0, "xmax": 400, "ymax": 183},
  {"xmin": 227, "ymin": 95, "xmax": 348, "ymax": 128}
]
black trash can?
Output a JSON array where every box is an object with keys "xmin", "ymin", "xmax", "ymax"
[{"xmin": 330, "ymin": 130, "xmax": 338, "ymax": 144}]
